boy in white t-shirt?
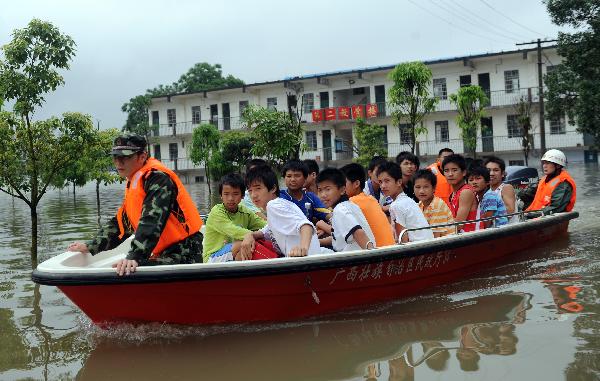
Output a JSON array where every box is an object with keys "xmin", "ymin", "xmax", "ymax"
[
  {"xmin": 240, "ymin": 165, "xmax": 323, "ymax": 259},
  {"xmin": 377, "ymin": 161, "xmax": 434, "ymax": 243},
  {"xmin": 316, "ymin": 168, "xmax": 376, "ymax": 252}
]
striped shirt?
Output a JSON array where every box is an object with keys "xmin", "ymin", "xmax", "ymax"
[{"xmin": 418, "ymin": 196, "xmax": 455, "ymax": 237}]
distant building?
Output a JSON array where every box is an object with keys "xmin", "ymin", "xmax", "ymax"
[{"xmin": 148, "ymin": 46, "xmax": 596, "ymax": 183}]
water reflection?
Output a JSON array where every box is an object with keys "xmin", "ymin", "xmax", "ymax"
[{"xmin": 77, "ymin": 293, "xmax": 529, "ymax": 381}]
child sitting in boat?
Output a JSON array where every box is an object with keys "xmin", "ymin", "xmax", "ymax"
[
  {"xmin": 240, "ymin": 165, "xmax": 326, "ymax": 259},
  {"xmin": 340, "ymin": 163, "xmax": 395, "ymax": 247},
  {"xmin": 442, "ymin": 154, "xmax": 479, "ymax": 232},
  {"xmin": 203, "ymin": 173, "xmax": 267, "ymax": 263},
  {"xmin": 413, "ymin": 169, "xmax": 455, "ymax": 237},
  {"xmin": 315, "ymin": 168, "xmax": 376, "ymax": 252},
  {"xmin": 279, "ymin": 160, "xmax": 330, "ymax": 223},
  {"xmin": 376, "ymin": 162, "xmax": 433, "ymax": 243},
  {"xmin": 364, "ymin": 156, "xmax": 393, "ymax": 211},
  {"xmin": 467, "ymin": 166, "xmax": 509, "ymax": 228}
]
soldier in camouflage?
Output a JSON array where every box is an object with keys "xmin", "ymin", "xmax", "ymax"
[{"xmin": 67, "ymin": 133, "xmax": 203, "ymax": 275}]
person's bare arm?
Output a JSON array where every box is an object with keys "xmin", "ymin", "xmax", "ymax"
[
  {"xmin": 395, "ymin": 222, "xmax": 409, "ymax": 243},
  {"xmin": 289, "ymin": 224, "xmax": 313, "ymax": 257},
  {"xmin": 319, "ymin": 236, "xmax": 332, "ymax": 247},
  {"xmin": 501, "ymin": 184, "xmax": 516, "ymax": 214},
  {"xmin": 455, "ymin": 189, "xmax": 475, "ymax": 222},
  {"xmin": 240, "ymin": 230, "xmax": 265, "ymax": 260},
  {"xmin": 352, "ymin": 228, "xmax": 375, "ymax": 249},
  {"xmin": 481, "ymin": 211, "xmax": 495, "ymax": 228},
  {"xmin": 315, "ymin": 220, "xmax": 331, "ymax": 235}
]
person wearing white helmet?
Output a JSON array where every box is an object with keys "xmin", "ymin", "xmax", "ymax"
[{"xmin": 525, "ymin": 149, "xmax": 576, "ymax": 215}]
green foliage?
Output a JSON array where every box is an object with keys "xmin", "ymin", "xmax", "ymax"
[
  {"xmin": 242, "ymin": 105, "xmax": 304, "ymax": 168},
  {"xmin": 0, "ymin": 111, "xmax": 97, "ymax": 199},
  {"xmin": 544, "ymin": 0, "xmax": 600, "ymax": 146},
  {"xmin": 220, "ymin": 130, "xmax": 253, "ymax": 172},
  {"xmin": 515, "ymin": 98, "xmax": 535, "ymax": 166},
  {"xmin": 189, "ymin": 123, "xmax": 220, "ymax": 195},
  {"xmin": 121, "ymin": 95, "xmax": 152, "ymax": 135},
  {"xmin": 354, "ymin": 118, "xmax": 388, "ymax": 167},
  {"xmin": 449, "ymin": 85, "xmax": 489, "ymax": 158},
  {"xmin": 387, "ymin": 62, "xmax": 438, "ymax": 153},
  {"xmin": 0, "ymin": 19, "xmax": 76, "ymax": 117}
]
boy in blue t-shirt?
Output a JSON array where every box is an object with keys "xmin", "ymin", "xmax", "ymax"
[
  {"xmin": 279, "ymin": 160, "xmax": 329, "ymax": 223},
  {"xmin": 468, "ymin": 166, "xmax": 508, "ymax": 228}
]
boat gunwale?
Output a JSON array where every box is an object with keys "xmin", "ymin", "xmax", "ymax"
[{"xmin": 31, "ymin": 211, "xmax": 578, "ymax": 286}]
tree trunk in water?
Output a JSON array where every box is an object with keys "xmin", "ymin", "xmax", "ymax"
[
  {"xmin": 31, "ymin": 206, "xmax": 38, "ymax": 266},
  {"xmin": 96, "ymin": 179, "xmax": 101, "ymax": 227},
  {"xmin": 206, "ymin": 165, "xmax": 212, "ymax": 198},
  {"xmin": 73, "ymin": 182, "xmax": 76, "ymax": 203}
]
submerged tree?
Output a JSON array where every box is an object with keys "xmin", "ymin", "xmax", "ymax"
[
  {"xmin": 387, "ymin": 62, "xmax": 438, "ymax": 154},
  {"xmin": 354, "ymin": 118, "xmax": 388, "ymax": 167},
  {"xmin": 450, "ymin": 85, "xmax": 489, "ymax": 159},
  {"xmin": 189, "ymin": 123, "xmax": 220, "ymax": 198},
  {"xmin": 0, "ymin": 19, "xmax": 93, "ymax": 263}
]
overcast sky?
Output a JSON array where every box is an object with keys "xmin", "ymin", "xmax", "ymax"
[{"xmin": 1, "ymin": 0, "xmax": 566, "ymax": 129}]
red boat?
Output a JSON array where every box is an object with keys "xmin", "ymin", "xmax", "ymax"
[{"xmin": 32, "ymin": 211, "xmax": 578, "ymax": 326}]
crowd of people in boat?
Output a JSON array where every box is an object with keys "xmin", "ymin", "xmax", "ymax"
[{"xmin": 67, "ymin": 133, "xmax": 576, "ymax": 275}]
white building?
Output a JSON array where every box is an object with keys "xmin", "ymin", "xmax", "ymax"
[{"xmin": 148, "ymin": 46, "xmax": 596, "ymax": 183}]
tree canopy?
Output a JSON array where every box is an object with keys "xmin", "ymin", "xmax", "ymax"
[
  {"xmin": 450, "ymin": 85, "xmax": 489, "ymax": 158},
  {"xmin": 388, "ymin": 62, "xmax": 438, "ymax": 154},
  {"xmin": 189, "ymin": 123, "xmax": 220, "ymax": 197},
  {"xmin": 544, "ymin": 0, "xmax": 600, "ymax": 146},
  {"xmin": 354, "ymin": 118, "xmax": 388, "ymax": 167}
]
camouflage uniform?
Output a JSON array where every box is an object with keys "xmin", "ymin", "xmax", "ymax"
[{"xmin": 87, "ymin": 170, "xmax": 203, "ymax": 265}]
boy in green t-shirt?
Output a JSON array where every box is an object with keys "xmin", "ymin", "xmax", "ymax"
[{"xmin": 203, "ymin": 173, "xmax": 266, "ymax": 262}]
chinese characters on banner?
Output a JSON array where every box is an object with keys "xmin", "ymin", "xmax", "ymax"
[
  {"xmin": 312, "ymin": 109, "xmax": 323, "ymax": 123},
  {"xmin": 312, "ymin": 104, "xmax": 378, "ymax": 122},
  {"xmin": 352, "ymin": 105, "xmax": 365, "ymax": 119},
  {"xmin": 366, "ymin": 103, "xmax": 378, "ymax": 118},
  {"xmin": 338, "ymin": 106, "xmax": 351, "ymax": 120},
  {"xmin": 325, "ymin": 108, "xmax": 336, "ymax": 121}
]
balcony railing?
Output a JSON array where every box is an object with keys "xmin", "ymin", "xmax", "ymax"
[
  {"xmin": 152, "ymin": 117, "xmax": 244, "ymax": 137},
  {"xmin": 300, "ymin": 131, "xmax": 584, "ymax": 162}
]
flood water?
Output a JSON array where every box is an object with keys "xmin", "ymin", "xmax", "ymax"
[{"xmin": 0, "ymin": 165, "xmax": 599, "ymax": 381}]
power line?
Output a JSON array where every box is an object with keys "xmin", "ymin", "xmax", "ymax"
[
  {"xmin": 406, "ymin": 0, "xmax": 512, "ymax": 45},
  {"xmin": 428, "ymin": 0, "xmax": 517, "ymax": 42},
  {"xmin": 479, "ymin": 0, "xmax": 543, "ymax": 36},
  {"xmin": 444, "ymin": 0, "xmax": 531, "ymax": 41}
]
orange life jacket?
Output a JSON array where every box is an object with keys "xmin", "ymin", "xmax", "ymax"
[
  {"xmin": 526, "ymin": 170, "xmax": 576, "ymax": 212},
  {"xmin": 116, "ymin": 158, "xmax": 203, "ymax": 258},
  {"xmin": 427, "ymin": 163, "xmax": 452, "ymax": 206}
]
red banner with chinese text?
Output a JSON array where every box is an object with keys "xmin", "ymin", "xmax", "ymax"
[
  {"xmin": 312, "ymin": 109, "xmax": 323, "ymax": 123},
  {"xmin": 325, "ymin": 107, "xmax": 336, "ymax": 121},
  {"xmin": 366, "ymin": 103, "xmax": 378, "ymax": 118},
  {"xmin": 337, "ymin": 106, "xmax": 351, "ymax": 120},
  {"xmin": 352, "ymin": 105, "xmax": 365, "ymax": 119}
]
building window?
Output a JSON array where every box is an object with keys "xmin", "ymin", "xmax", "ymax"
[
  {"xmin": 191, "ymin": 106, "xmax": 201, "ymax": 124},
  {"xmin": 433, "ymin": 78, "xmax": 447, "ymax": 100},
  {"xmin": 239, "ymin": 100, "xmax": 249, "ymax": 116},
  {"xmin": 507, "ymin": 114, "xmax": 522, "ymax": 138},
  {"xmin": 169, "ymin": 143, "xmax": 178, "ymax": 161},
  {"xmin": 509, "ymin": 160, "xmax": 525, "ymax": 166},
  {"xmin": 267, "ymin": 97, "xmax": 277, "ymax": 110},
  {"xmin": 381, "ymin": 125, "xmax": 388, "ymax": 145},
  {"xmin": 550, "ymin": 116, "xmax": 566, "ymax": 134},
  {"xmin": 320, "ymin": 91, "xmax": 329, "ymax": 108},
  {"xmin": 153, "ymin": 144, "xmax": 161, "ymax": 161},
  {"xmin": 435, "ymin": 121, "xmax": 449, "ymax": 142},
  {"xmin": 352, "ymin": 87, "xmax": 366, "ymax": 95},
  {"xmin": 399, "ymin": 123, "xmax": 412, "ymax": 145},
  {"xmin": 504, "ymin": 70, "xmax": 520, "ymax": 93},
  {"xmin": 167, "ymin": 109, "xmax": 176, "ymax": 127},
  {"xmin": 305, "ymin": 131, "xmax": 317, "ymax": 151},
  {"xmin": 302, "ymin": 93, "xmax": 314, "ymax": 114}
]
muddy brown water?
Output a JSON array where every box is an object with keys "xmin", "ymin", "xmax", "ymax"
[{"xmin": 0, "ymin": 165, "xmax": 598, "ymax": 380}]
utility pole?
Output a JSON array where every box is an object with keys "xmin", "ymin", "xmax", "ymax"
[{"xmin": 516, "ymin": 38, "xmax": 558, "ymax": 154}]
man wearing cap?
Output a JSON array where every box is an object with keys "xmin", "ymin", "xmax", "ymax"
[
  {"xmin": 67, "ymin": 133, "xmax": 204, "ymax": 275},
  {"xmin": 526, "ymin": 149, "xmax": 576, "ymax": 215}
]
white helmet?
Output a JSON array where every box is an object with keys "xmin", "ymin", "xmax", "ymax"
[{"xmin": 541, "ymin": 149, "xmax": 567, "ymax": 167}]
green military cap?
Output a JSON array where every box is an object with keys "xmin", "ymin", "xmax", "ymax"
[{"xmin": 111, "ymin": 133, "xmax": 147, "ymax": 156}]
